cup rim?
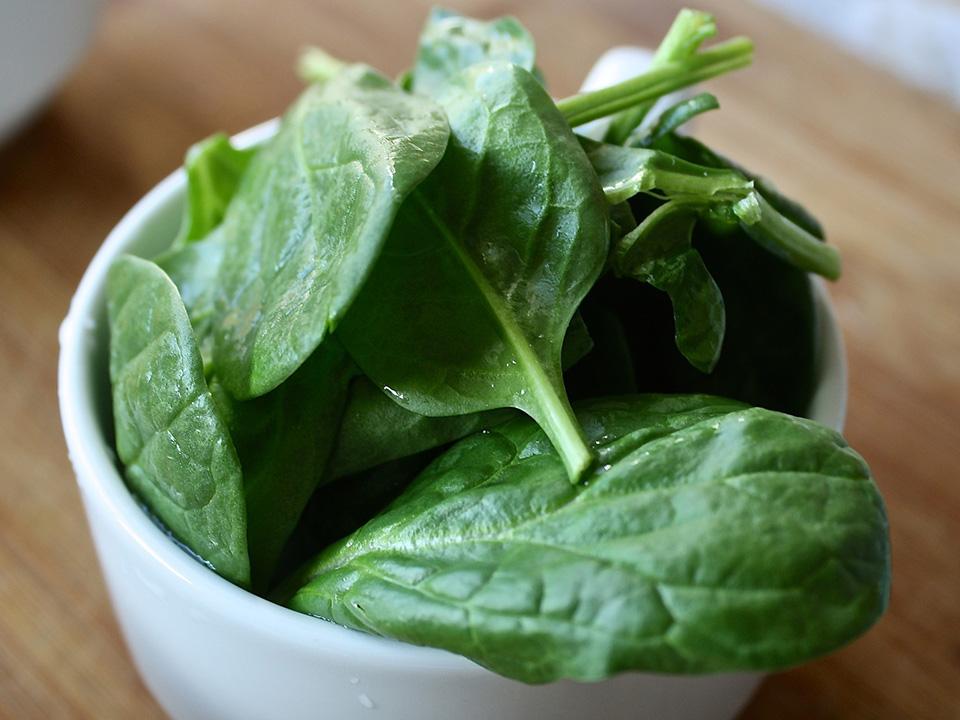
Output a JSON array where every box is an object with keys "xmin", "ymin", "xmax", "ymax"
[{"xmin": 57, "ymin": 107, "xmax": 847, "ymax": 679}]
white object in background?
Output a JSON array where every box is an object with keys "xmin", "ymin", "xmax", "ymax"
[
  {"xmin": 58, "ymin": 48, "xmax": 847, "ymax": 720},
  {"xmin": 0, "ymin": 0, "xmax": 103, "ymax": 142}
]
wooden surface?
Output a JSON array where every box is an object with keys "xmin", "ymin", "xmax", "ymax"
[{"xmin": 1, "ymin": 0, "xmax": 958, "ymax": 717}]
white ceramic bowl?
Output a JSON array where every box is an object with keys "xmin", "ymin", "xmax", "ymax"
[
  {"xmin": 58, "ymin": 49, "xmax": 846, "ymax": 720},
  {"xmin": 0, "ymin": 0, "xmax": 103, "ymax": 142}
]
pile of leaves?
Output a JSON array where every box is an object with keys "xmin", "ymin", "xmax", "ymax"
[{"xmin": 106, "ymin": 8, "xmax": 888, "ymax": 682}]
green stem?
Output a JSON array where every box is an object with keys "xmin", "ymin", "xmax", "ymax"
[
  {"xmin": 737, "ymin": 193, "xmax": 842, "ymax": 280},
  {"xmin": 298, "ymin": 47, "xmax": 347, "ymax": 84},
  {"xmin": 557, "ymin": 37, "xmax": 753, "ymax": 127},
  {"xmin": 605, "ymin": 9, "xmax": 717, "ymax": 144}
]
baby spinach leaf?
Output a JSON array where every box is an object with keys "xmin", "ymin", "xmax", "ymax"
[
  {"xmin": 338, "ymin": 63, "xmax": 609, "ymax": 482},
  {"xmin": 288, "ymin": 395, "xmax": 889, "ymax": 682},
  {"xmin": 107, "ymin": 255, "xmax": 249, "ymax": 587},
  {"xmin": 226, "ymin": 341, "xmax": 355, "ymax": 590},
  {"xmin": 212, "ymin": 65, "xmax": 449, "ymax": 399},
  {"xmin": 331, "ymin": 314, "xmax": 593, "ymax": 479},
  {"xmin": 272, "ymin": 450, "xmax": 439, "ymax": 596},
  {"xmin": 615, "ymin": 201, "xmax": 725, "ymax": 372},
  {"xmin": 156, "ymin": 228, "xmax": 227, "ymax": 370},
  {"xmin": 162, "ymin": 236, "xmax": 356, "ymax": 588},
  {"xmin": 579, "ymin": 136, "xmax": 754, "ymax": 205},
  {"xmin": 639, "ymin": 91, "xmax": 719, "ymax": 146},
  {"xmin": 330, "ymin": 377, "xmax": 512, "ymax": 479},
  {"xmin": 593, "ymin": 220, "xmax": 819, "ymax": 416},
  {"xmin": 411, "ymin": 8, "xmax": 537, "ymax": 97},
  {"xmin": 173, "ymin": 134, "xmax": 257, "ymax": 248}
]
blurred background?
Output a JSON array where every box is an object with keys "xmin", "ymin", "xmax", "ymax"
[{"xmin": 1, "ymin": 1, "xmax": 957, "ymax": 718}]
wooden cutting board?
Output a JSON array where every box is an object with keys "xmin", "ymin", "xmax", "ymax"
[{"xmin": 1, "ymin": 0, "xmax": 957, "ymax": 717}]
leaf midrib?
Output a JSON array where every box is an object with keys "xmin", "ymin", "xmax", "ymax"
[{"xmin": 409, "ymin": 190, "xmax": 566, "ymax": 426}]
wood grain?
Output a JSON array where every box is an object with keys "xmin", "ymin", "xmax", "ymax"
[{"xmin": 1, "ymin": 0, "xmax": 957, "ymax": 717}]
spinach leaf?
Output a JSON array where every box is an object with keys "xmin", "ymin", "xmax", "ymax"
[
  {"xmin": 156, "ymin": 228, "xmax": 227, "ymax": 370},
  {"xmin": 106, "ymin": 255, "xmax": 249, "ymax": 586},
  {"xmin": 213, "ymin": 65, "xmax": 449, "ymax": 399},
  {"xmin": 615, "ymin": 201, "xmax": 725, "ymax": 372},
  {"xmin": 639, "ymin": 92, "xmax": 719, "ymax": 146},
  {"xmin": 330, "ymin": 313, "xmax": 593, "ymax": 479},
  {"xmin": 329, "ymin": 377, "xmax": 512, "ymax": 479},
  {"xmin": 173, "ymin": 134, "xmax": 257, "ymax": 249},
  {"xmin": 591, "ymin": 221, "xmax": 819, "ymax": 416},
  {"xmin": 288, "ymin": 395, "xmax": 889, "ymax": 682},
  {"xmin": 226, "ymin": 341, "xmax": 355, "ymax": 589},
  {"xmin": 338, "ymin": 63, "xmax": 609, "ymax": 482},
  {"xmin": 272, "ymin": 450, "xmax": 438, "ymax": 596},
  {"xmin": 410, "ymin": 8, "xmax": 537, "ymax": 97}
]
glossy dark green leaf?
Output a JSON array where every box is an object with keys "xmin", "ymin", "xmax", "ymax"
[
  {"xmin": 106, "ymin": 255, "xmax": 249, "ymax": 586},
  {"xmin": 329, "ymin": 377, "xmax": 513, "ymax": 479},
  {"xmin": 411, "ymin": 8, "xmax": 537, "ymax": 97},
  {"xmin": 339, "ymin": 63, "xmax": 609, "ymax": 481},
  {"xmin": 174, "ymin": 134, "xmax": 257, "ymax": 248},
  {"xmin": 593, "ymin": 220, "xmax": 819, "ymax": 416},
  {"xmin": 615, "ymin": 201, "xmax": 725, "ymax": 373},
  {"xmin": 212, "ymin": 65, "xmax": 449, "ymax": 399},
  {"xmin": 289, "ymin": 395, "xmax": 889, "ymax": 682},
  {"xmin": 225, "ymin": 341, "xmax": 355, "ymax": 589},
  {"xmin": 639, "ymin": 92, "xmax": 719, "ymax": 146},
  {"xmin": 331, "ymin": 314, "xmax": 593, "ymax": 479}
]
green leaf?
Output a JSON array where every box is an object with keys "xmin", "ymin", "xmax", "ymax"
[
  {"xmin": 156, "ymin": 227, "xmax": 227, "ymax": 371},
  {"xmin": 330, "ymin": 314, "xmax": 593, "ymax": 479},
  {"xmin": 329, "ymin": 377, "xmax": 513, "ymax": 479},
  {"xmin": 615, "ymin": 201, "xmax": 725, "ymax": 373},
  {"xmin": 579, "ymin": 136, "xmax": 754, "ymax": 205},
  {"xmin": 338, "ymin": 63, "xmax": 609, "ymax": 482},
  {"xmin": 288, "ymin": 395, "xmax": 889, "ymax": 682},
  {"xmin": 638, "ymin": 92, "xmax": 719, "ymax": 146},
  {"xmin": 173, "ymin": 134, "xmax": 257, "ymax": 248},
  {"xmin": 592, "ymin": 222, "xmax": 819, "ymax": 416},
  {"xmin": 226, "ymin": 341, "xmax": 355, "ymax": 589},
  {"xmin": 410, "ymin": 8, "xmax": 536, "ymax": 97},
  {"xmin": 212, "ymin": 65, "xmax": 449, "ymax": 399},
  {"xmin": 106, "ymin": 255, "xmax": 249, "ymax": 587}
]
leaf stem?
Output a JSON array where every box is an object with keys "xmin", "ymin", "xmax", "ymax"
[
  {"xmin": 737, "ymin": 193, "xmax": 842, "ymax": 280},
  {"xmin": 557, "ymin": 37, "xmax": 753, "ymax": 127}
]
